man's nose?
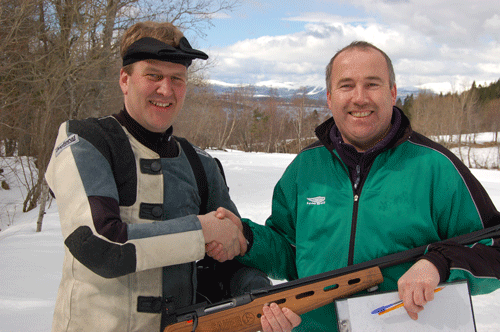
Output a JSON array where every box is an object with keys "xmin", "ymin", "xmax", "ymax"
[
  {"xmin": 157, "ymin": 78, "xmax": 173, "ymax": 95},
  {"xmin": 352, "ymin": 86, "xmax": 368, "ymax": 104}
]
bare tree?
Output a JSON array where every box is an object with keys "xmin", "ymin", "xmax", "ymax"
[
  {"xmin": 208, "ymin": 85, "xmax": 257, "ymax": 151},
  {"xmin": 260, "ymin": 88, "xmax": 282, "ymax": 153},
  {"xmin": 0, "ymin": 0, "xmax": 241, "ymax": 231},
  {"xmin": 482, "ymin": 98, "xmax": 500, "ymax": 144},
  {"xmin": 290, "ymin": 88, "xmax": 307, "ymax": 152},
  {"xmin": 176, "ymin": 83, "xmax": 227, "ymax": 148}
]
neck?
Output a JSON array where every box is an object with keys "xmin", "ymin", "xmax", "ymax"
[
  {"xmin": 114, "ymin": 108, "xmax": 178, "ymax": 158},
  {"xmin": 357, "ymin": 123, "xmax": 392, "ymax": 152}
]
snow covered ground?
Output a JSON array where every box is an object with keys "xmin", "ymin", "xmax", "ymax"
[{"xmin": 0, "ymin": 149, "xmax": 499, "ymax": 331}]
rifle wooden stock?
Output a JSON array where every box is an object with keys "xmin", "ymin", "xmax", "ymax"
[{"xmin": 164, "ymin": 266, "xmax": 383, "ymax": 332}]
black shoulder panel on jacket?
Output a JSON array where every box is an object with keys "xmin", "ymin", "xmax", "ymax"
[
  {"xmin": 68, "ymin": 117, "xmax": 137, "ymax": 206},
  {"xmin": 65, "ymin": 226, "xmax": 137, "ymax": 278},
  {"xmin": 409, "ymin": 132, "xmax": 500, "ymax": 228},
  {"xmin": 301, "ymin": 140, "xmax": 324, "ymax": 153}
]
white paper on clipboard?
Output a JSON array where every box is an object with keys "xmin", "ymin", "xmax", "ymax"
[{"xmin": 335, "ymin": 280, "xmax": 476, "ymax": 332}]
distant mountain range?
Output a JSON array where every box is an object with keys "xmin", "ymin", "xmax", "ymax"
[{"xmin": 207, "ymin": 80, "xmax": 422, "ymax": 102}]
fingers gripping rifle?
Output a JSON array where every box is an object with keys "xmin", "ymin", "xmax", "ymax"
[{"xmin": 164, "ymin": 224, "xmax": 500, "ymax": 332}]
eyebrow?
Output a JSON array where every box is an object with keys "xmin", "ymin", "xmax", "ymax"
[
  {"xmin": 336, "ymin": 76, "xmax": 384, "ymax": 85},
  {"xmin": 144, "ymin": 64, "xmax": 187, "ymax": 77},
  {"xmin": 365, "ymin": 76, "xmax": 384, "ymax": 82}
]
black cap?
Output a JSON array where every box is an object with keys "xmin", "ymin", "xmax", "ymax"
[{"xmin": 122, "ymin": 36, "xmax": 208, "ymax": 68}]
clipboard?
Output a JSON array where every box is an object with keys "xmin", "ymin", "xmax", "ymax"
[{"xmin": 335, "ymin": 280, "xmax": 476, "ymax": 332}]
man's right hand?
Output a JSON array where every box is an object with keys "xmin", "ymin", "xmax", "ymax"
[
  {"xmin": 204, "ymin": 207, "xmax": 246, "ymax": 262},
  {"xmin": 198, "ymin": 211, "xmax": 246, "ymax": 262},
  {"xmin": 397, "ymin": 258, "xmax": 440, "ymax": 320}
]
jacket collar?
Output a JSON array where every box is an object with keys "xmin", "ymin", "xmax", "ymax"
[
  {"xmin": 314, "ymin": 107, "xmax": 413, "ymax": 178},
  {"xmin": 113, "ymin": 108, "xmax": 179, "ymax": 158}
]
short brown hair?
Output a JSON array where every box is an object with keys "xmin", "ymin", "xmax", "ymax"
[
  {"xmin": 120, "ymin": 21, "xmax": 185, "ymax": 74},
  {"xmin": 325, "ymin": 41, "xmax": 396, "ymax": 93}
]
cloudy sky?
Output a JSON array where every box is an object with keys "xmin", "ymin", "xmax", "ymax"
[{"xmin": 186, "ymin": 0, "xmax": 500, "ymax": 94}]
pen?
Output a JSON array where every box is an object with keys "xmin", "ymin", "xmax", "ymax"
[{"xmin": 371, "ymin": 287, "xmax": 445, "ymax": 316}]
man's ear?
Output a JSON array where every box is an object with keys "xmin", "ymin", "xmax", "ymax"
[
  {"xmin": 391, "ymin": 84, "xmax": 397, "ymax": 106},
  {"xmin": 119, "ymin": 68, "xmax": 129, "ymax": 95},
  {"xmin": 326, "ymin": 91, "xmax": 332, "ymax": 109}
]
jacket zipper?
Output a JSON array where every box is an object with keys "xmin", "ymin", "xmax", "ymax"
[
  {"xmin": 348, "ymin": 165, "xmax": 362, "ymax": 266},
  {"xmin": 330, "ymin": 152, "xmax": 363, "ymax": 267}
]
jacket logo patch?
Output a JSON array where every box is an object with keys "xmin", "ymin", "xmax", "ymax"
[
  {"xmin": 55, "ymin": 134, "xmax": 79, "ymax": 156},
  {"xmin": 307, "ymin": 196, "xmax": 326, "ymax": 205}
]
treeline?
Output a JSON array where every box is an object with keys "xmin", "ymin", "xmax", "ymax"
[
  {"xmin": 398, "ymin": 80, "xmax": 500, "ymax": 146},
  {"xmin": 176, "ymin": 85, "xmax": 330, "ymax": 153},
  {"xmin": 176, "ymin": 78, "xmax": 500, "ymax": 154}
]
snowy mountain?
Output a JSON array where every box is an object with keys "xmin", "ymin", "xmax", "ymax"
[
  {"xmin": 207, "ymin": 80, "xmax": 327, "ymax": 100},
  {"xmin": 207, "ymin": 79, "xmax": 422, "ymax": 102}
]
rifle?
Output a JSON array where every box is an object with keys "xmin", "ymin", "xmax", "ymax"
[{"xmin": 164, "ymin": 224, "xmax": 500, "ymax": 332}]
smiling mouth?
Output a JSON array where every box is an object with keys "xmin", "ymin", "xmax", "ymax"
[
  {"xmin": 349, "ymin": 111, "xmax": 372, "ymax": 118},
  {"xmin": 150, "ymin": 101, "xmax": 173, "ymax": 108}
]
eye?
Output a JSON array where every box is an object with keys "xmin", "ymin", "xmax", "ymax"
[
  {"xmin": 147, "ymin": 73, "xmax": 162, "ymax": 81},
  {"xmin": 171, "ymin": 75, "xmax": 186, "ymax": 84}
]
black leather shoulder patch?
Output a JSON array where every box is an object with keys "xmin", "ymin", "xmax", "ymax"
[{"xmin": 68, "ymin": 117, "xmax": 137, "ymax": 206}]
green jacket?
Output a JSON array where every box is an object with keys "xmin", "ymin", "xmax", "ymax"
[{"xmin": 239, "ymin": 108, "xmax": 500, "ymax": 331}]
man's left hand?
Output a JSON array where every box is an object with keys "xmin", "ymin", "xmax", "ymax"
[
  {"xmin": 261, "ymin": 303, "xmax": 302, "ymax": 332},
  {"xmin": 397, "ymin": 259, "xmax": 440, "ymax": 320}
]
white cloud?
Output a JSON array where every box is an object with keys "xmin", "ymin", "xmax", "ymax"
[
  {"xmin": 417, "ymin": 82, "xmax": 454, "ymax": 94},
  {"xmin": 341, "ymin": 0, "xmax": 500, "ymax": 44},
  {"xmin": 207, "ymin": 12, "xmax": 232, "ymax": 19},
  {"xmin": 478, "ymin": 63, "xmax": 500, "ymax": 75},
  {"xmin": 477, "ymin": 41, "xmax": 500, "ymax": 62},
  {"xmin": 284, "ymin": 12, "xmax": 376, "ymax": 25},
  {"xmin": 210, "ymin": 20, "xmax": 429, "ymax": 87},
  {"xmin": 207, "ymin": 1, "xmax": 500, "ymax": 94},
  {"xmin": 483, "ymin": 14, "xmax": 500, "ymax": 34},
  {"xmin": 483, "ymin": 14, "xmax": 500, "ymax": 30}
]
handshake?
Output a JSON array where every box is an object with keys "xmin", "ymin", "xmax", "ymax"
[
  {"xmin": 198, "ymin": 208, "xmax": 303, "ymax": 331},
  {"xmin": 198, "ymin": 207, "xmax": 247, "ymax": 262}
]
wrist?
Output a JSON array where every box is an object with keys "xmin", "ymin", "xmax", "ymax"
[
  {"xmin": 420, "ymin": 252, "xmax": 449, "ymax": 283},
  {"xmin": 198, "ymin": 215, "xmax": 214, "ymax": 243}
]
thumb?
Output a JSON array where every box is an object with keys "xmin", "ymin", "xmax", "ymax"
[
  {"xmin": 215, "ymin": 207, "xmax": 228, "ymax": 219},
  {"xmin": 216, "ymin": 207, "xmax": 240, "ymax": 225}
]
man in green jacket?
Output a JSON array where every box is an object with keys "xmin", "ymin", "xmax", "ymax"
[{"xmin": 210, "ymin": 41, "xmax": 500, "ymax": 331}]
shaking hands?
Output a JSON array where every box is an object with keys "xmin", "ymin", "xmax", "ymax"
[{"xmin": 198, "ymin": 208, "xmax": 247, "ymax": 262}]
